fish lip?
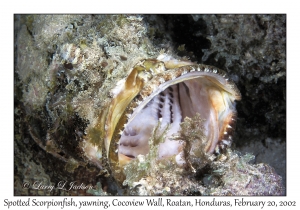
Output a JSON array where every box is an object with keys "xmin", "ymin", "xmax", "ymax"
[
  {"xmin": 108, "ymin": 62, "xmax": 241, "ymax": 174},
  {"xmin": 122, "ymin": 154, "xmax": 135, "ymax": 159}
]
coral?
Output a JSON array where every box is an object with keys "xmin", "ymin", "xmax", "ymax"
[
  {"xmin": 123, "ymin": 148, "xmax": 284, "ymax": 196},
  {"xmin": 122, "ymin": 116, "xmax": 284, "ymax": 196},
  {"xmin": 122, "ymin": 120, "xmax": 206, "ymax": 195},
  {"xmin": 238, "ymin": 137, "xmax": 286, "ymax": 194},
  {"xmin": 209, "ymin": 150, "xmax": 284, "ymax": 196}
]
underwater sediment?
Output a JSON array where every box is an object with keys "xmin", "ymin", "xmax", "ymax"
[{"xmin": 14, "ymin": 14, "xmax": 285, "ymax": 195}]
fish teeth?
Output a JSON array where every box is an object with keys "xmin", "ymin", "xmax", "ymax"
[
  {"xmin": 181, "ymin": 70, "xmax": 187, "ymax": 75},
  {"xmin": 222, "ymin": 140, "xmax": 231, "ymax": 145},
  {"xmin": 159, "ymin": 77, "xmax": 165, "ymax": 83},
  {"xmin": 106, "ymin": 58, "xmax": 241, "ymax": 175}
]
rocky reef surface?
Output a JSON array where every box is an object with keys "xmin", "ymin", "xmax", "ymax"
[{"xmin": 14, "ymin": 14, "xmax": 285, "ymax": 195}]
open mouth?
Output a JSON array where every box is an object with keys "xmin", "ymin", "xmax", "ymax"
[{"xmin": 118, "ymin": 70, "xmax": 241, "ymax": 166}]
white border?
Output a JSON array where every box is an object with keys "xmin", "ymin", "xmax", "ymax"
[{"xmin": 2, "ymin": 1, "xmax": 299, "ymax": 209}]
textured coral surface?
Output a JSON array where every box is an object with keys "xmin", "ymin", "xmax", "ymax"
[{"xmin": 14, "ymin": 14, "xmax": 285, "ymax": 195}]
